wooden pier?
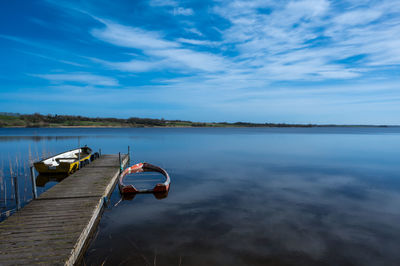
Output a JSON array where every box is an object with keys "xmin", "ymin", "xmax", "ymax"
[{"xmin": 0, "ymin": 154, "xmax": 129, "ymax": 265}]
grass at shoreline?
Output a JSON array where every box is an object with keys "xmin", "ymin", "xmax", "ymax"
[{"xmin": 0, "ymin": 113, "xmax": 392, "ymax": 128}]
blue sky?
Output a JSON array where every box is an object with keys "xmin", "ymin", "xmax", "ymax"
[{"xmin": 1, "ymin": 0, "xmax": 399, "ymax": 124}]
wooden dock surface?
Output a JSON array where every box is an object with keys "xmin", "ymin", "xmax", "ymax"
[{"xmin": 0, "ymin": 154, "xmax": 129, "ymax": 265}]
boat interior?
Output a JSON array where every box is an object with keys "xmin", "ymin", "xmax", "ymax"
[{"xmin": 42, "ymin": 148, "xmax": 90, "ymax": 166}]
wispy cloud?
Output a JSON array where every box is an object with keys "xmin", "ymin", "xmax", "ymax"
[
  {"xmin": 0, "ymin": 34, "xmax": 86, "ymax": 67},
  {"xmin": 88, "ymin": 0, "xmax": 400, "ymax": 86},
  {"xmin": 48, "ymin": 1, "xmax": 400, "ymax": 89},
  {"xmin": 148, "ymin": 0, "xmax": 193, "ymax": 16},
  {"xmin": 184, "ymin": 27, "xmax": 204, "ymax": 37},
  {"xmin": 91, "ymin": 21, "xmax": 178, "ymax": 50},
  {"xmin": 90, "ymin": 57, "xmax": 163, "ymax": 72},
  {"xmin": 149, "ymin": 0, "xmax": 178, "ymax": 7},
  {"xmin": 173, "ymin": 7, "xmax": 194, "ymax": 16},
  {"xmin": 0, "ymin": 34, "xmax": 42, "ymax": 47},
  {"xmin": 208, "ymin": 0, "xmax": 400, "ymax": 83},
  {"xmin": 32, "ymin": 73, "xmax": 119, "ymax": 86},
  {"xmin": 333, "ymin": 9, "xmax": 382, "ymax": 26},
  {"xmin": 3, "ymin": 0, "xmax": 400, "ymax": 123},
  {"xmin": 177, "ymin": 38, "xmax": 215, "ymax": 46},
  {"xmin": 91, "ymin": 19, "xmax": 227, "ymax": 72},
  {"xmin": 18, "ymin": 50, "xmax": 85, "ymax": 67}
]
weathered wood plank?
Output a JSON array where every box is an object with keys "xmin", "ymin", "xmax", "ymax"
[{"xmin": 0, "ymin": 154, "xmax": 129, "ymax": 265}]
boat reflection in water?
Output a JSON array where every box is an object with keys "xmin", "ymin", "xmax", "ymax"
[
  {"xmin": 114, "ymin": 183, "xmax": 169, "ymax": 208},
  {"xmin": 122, "ymin": 190, "xmax": 169, "ymax": 201},
  {"xmin": 36, "ymin": 173, "xmax": 69, "ymax": 187}
]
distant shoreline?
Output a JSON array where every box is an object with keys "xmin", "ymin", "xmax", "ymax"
[
  {"xmin": 0, "ymin": 113, "xmax": 395, "ymax": 128},
  {"xmin": 0, "ymin": 125, "xmax": 393, "ymax": 129}
]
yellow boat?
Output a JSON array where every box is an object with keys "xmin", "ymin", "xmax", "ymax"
[{"xmin": 33, "ymin": 147, "xmax": 94, "ymax": 174}]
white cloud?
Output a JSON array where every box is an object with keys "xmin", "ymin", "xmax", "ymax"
[
  {"xmin": 89, "ymin": 0, "xmax": 400, "ymax": 93},
  {"xmin": 286, "ymin": 0, "xmax": 330, "ymax": 18},
  {"xmin": 177, "ymin": 38, "xmax": 214, "ymax": 46},
  {"xmin": 32, "ymin": 73, "xmax": 119, "ymax": 86},
  {"xmin": 7, "ymin": 0, "xmax": 400, "ymax": 124},
  {"xmin": 18, "ymin": 50, "xmax": 85, "ymax": 67},
  {"xmin": 184, "ymin": 28, "xmax": 204, "ymax": 37},
  {"xmin": 91, "ymin": 20, "xmax": 227, "ymax": 72},
  {"xmin": 91, "ymin": 21, "xmax": 178, "ymax": 50},
  {"xmin": 149, "ymin": 0, "xmax": 178, "ymax": 7},
  {"xmin": 91, "ymin": 57, "xmax": 163, "ymax": 72},
  {"xmin": 211, "ymin": 0, "xmax": 400, "ymax": 83},
  {"xmin": 149, "ymin": 48, "xmax": 225, "ymax": 71},
  {"xmin": 173, "ymin": 7, "xmax": 194, "ymax": 16},
  {"xmin": 333, "ymin": 9, "xmax": 382, "ymax": 26}
]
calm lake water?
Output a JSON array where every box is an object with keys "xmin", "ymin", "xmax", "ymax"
[{"xmin": 1, "ymin": 127, "xmax": 400, "ymax": 265}]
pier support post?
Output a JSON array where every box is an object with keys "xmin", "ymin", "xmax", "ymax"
[
  {"xmin": 30, "ymin": 166, "xmax": 37, "ymax": 200},
  {"xmin": 78, "ymin": 138, "xmax": 81, "ymax": 170},
  {"xmin": 119, "ymin": 152, "xmax": 122, "ymax": 173},
  {"xmin": 13, "ymin": 175, "xmax": 20, "ymax": 211},
  {"xmin": 128, "ymin": 146, "xmax": 130, "ymax": 164}
]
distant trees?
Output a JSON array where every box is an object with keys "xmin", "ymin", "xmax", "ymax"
[
  {"xmin": 127, "ymin": 117, "xmax": 166, "ymax": 126},
  {"xmin": 12, "ymin": 113, "xmax": 170, "ymax": 127},
  {"xmin": 0, "ymin": 113, "xmax": 319, "ymax": 128}
]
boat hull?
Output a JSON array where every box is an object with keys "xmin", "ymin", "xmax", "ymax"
[
  {"xmin": 33, "ymin": 147, "xmax": 92, "ymax": 175},
  {"xmin": 118, "ymin": 162, "xmax": 171, "ymax": 194}
]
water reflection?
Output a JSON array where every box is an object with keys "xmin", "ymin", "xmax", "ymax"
[
  {"xmin": 0, "ymin": 135, "xmax": 88, "ymax": 142},
  {"xmin": 82, "ymin": 127, "xmax": 400, "ymax": 266},
  {"xmin": 35, "ymin": 173, "xmax": 69, "ymax": 187},
  {"xmin": 1, "ymin": 128, "xmax": 400, "ymax": 265},
  {"xmin": 85, "ymin": 165, "xmax": 400, "ymax": 266},
  {"xmin": 122, "ymin": 191, "xmax": 169, "ymax": 201}
]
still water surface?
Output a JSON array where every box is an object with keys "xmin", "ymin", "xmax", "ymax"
[{"xmin": 1, "ymin": 127, "xmax": 400, "ymax": 265}]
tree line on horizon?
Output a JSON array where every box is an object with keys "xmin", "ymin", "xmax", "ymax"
[{"xmin": 0, "ymin": 112, "xmax": 318, "ymax": 128}]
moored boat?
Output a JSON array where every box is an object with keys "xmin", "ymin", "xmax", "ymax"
[
  {"xmin": 33, "ymin": 146, "xmax": 96, "ymax": 174},
  {"xmin": 118, "ymin": 162, "xmax": 170, "ymax": 194}
]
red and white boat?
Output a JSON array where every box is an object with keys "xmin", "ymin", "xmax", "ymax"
[{"xmin": 118, "ymin": 162, "xmax": 170, "ymax": 194}]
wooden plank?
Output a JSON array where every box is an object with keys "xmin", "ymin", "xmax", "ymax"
[{"xmin": 0, "ymin": 154, "xmax": 129, "ymax": 265}]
